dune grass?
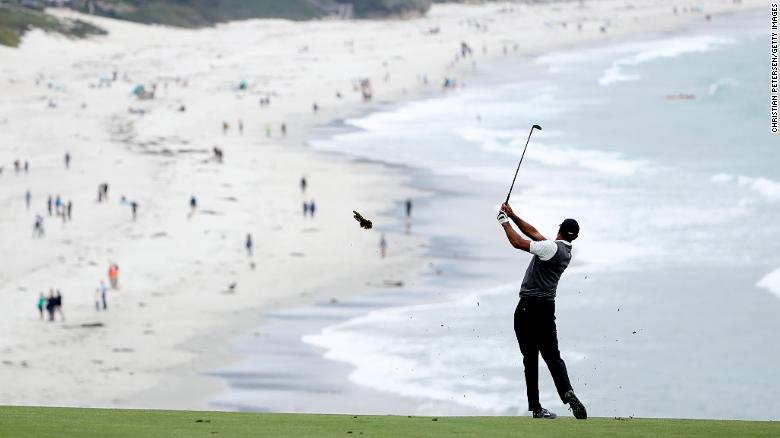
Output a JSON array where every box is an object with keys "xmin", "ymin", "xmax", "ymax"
[
  {"xmin": 64, "ymin": 0, "xmax": 331, "ymax": 27},
  {"xmin": 67, "ymin": 0, "xmax": 434, "ymax": 26},
  {"xmin": 0, "ymin": 406, "xmax": 778, "ymax": 438},
  {"xmin": 0, "ymin": 5, "xmax": 105, "ymax": 47}
]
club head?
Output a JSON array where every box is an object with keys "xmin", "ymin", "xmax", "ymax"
[{"xmin": 532, "ymin": 124, "xmax": 542, "ymax": 131}]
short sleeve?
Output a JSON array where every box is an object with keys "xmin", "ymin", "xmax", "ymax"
[{"xmin": 529, "ymin": 240, "xmax": 558, "ymax": 261}]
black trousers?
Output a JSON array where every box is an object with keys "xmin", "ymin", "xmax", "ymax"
[{"xmin": 514, "ymin": 298, "xmax": 573, "ymax": 411}]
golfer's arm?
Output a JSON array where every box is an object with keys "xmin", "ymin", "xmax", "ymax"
[
  {"xmin": 510, "ymin": 214, "xmax": 546, "ymax": 241},
  {"xmin": 501, "ymin": 223, "xmax": 531, "ymax": 252}
]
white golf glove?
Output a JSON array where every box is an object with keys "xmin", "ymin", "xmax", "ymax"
[{"xmin": 497, "ymin": 211, "xmax": 510, "ymax": 225}]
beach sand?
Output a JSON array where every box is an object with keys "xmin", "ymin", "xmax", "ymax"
[{"xmin": 0, "ymin": 0, "xmax": 764, "ymax": 410}]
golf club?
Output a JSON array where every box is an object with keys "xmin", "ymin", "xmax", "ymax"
[{"xmin": 504, "ymin": 124, "xmax": 542, "ymax": 204}]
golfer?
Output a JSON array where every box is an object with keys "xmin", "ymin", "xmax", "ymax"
[{"xmin": 497, "ymin": 203, "xmax": 587, "ymax": 419}]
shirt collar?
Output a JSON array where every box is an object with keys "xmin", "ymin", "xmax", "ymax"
[{"xmin": 556, "ymin": 240, "xmax": 572, "ymax": 246}]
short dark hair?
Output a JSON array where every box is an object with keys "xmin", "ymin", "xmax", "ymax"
[{"xmin": 559, "ymin": 218, "xmax": 579, "ymax": 242}]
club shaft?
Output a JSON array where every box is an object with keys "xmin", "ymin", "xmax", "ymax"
[{"xmin": 505, "ymin": 126, "xmax": 537, "ymax": 204}]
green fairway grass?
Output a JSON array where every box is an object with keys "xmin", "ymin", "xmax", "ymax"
[{"xmin": 0, "ymin": 407, "xmax": 778, "ymax": 437}]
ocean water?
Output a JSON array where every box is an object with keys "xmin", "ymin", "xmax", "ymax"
[{"xmin": 215, "ymin": 10, "xmax": 780, "ymax": 419}]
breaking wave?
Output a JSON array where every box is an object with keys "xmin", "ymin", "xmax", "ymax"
[{"xmin": 711, "ymin": 173, "xmax": 780, "ymax": 201}]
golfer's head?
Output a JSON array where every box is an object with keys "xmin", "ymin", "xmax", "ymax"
[{"xmin": 558, "ymin": 218, "xmax": 579, "ymax": 242}]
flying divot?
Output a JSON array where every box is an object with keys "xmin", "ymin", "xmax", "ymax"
[{"xmin": 352, "ymin": 211, "xmax": 373, "ymax": 229}]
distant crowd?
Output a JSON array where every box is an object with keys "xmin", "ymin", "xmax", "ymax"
[
  {"xmin": 9, "ymin": 47, "xmax": 447, "ymax": 323},
  {"xmin": 36, "ymin": 262, "xmax": 120, "ymax": 321}
]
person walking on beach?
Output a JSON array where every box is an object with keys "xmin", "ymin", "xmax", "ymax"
[
  {"xmin": 47, "ymin": 195, "xmax": 53, "ymax": 216},
  {"xmin": 37, "ymin": 292, "xmax": 46, "ymax": 320},
  {"xmin": 246, "ymin": 233, "xmax": 253, "ymax": 257},
  {"xmin": 405, "ymin": 198, "xmax": 413, "ymax": 233},
  {"xmin": 54, "ymin": 290, "xmax": 64, "ymax": 320},
  {"xmin": 496, "ymin": 203, "xmax": 587, "ymax": 420},
  {"xmin": 302, "ymin": 201, "xmax": 309, "ymax": 218},
  {"xmin": 309, "ymin": 200, "xmax": 316, "ymax": 218},
  {"xmin": 130, "ymin": 201, "xmax": 138, "ymax": 221},
  {"xmin": 108, "ymin": 263, "xmax": 119, "ymax": 289},
  {"xmin": 66, "ymin": 201, "xmax": 72, "ymax": 221},
  {"xmin": 33, "ymin": 214, "xmax": 45, "ymax": 238},
  {"xmin": 97, "ymin": 183, "xmax": 109, "ymax": 202},
  {"xmin": 379, "ymin": 233, "xmax": 387, "ymax": 258},
  {"xmin": 281, "ymin": 123, "xmax": 287, "ymax": 137},
  {"xmin": 300, "ymin": 176, "xmax": 307, "ymax": 194},
  {"xmin": 55, "ymin": 195, "xmax": 62, "ymax": 216},
  {"xmin": 45, "ymin": 290, "xmax": 56, "ymax": 321},
  {"xmin": 64, "ymin": 152, "xmax": 71, "ymax": 169},
  {"xmin": 97, "ymin": 281, "xmax": 108, "ymax": 311},
  {"xmin": 98, "ymin": 183, "xmax": 108, "ymax": 202},
  {"xmin": 25, "ymin": 190, "xmax": 31, "ymax": 210},
  {"xmin": 238, "ymin": 119, "xmax": 244, "ymax": 135},
  {"xmin": 189, "ymin": 195, "xmax": 198, "ymax": 218}
]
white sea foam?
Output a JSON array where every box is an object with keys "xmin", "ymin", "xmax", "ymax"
[
  {"xmin": 536, "ymin": 35, "xmax": 734, "ymax": 83},
  {"xmin": 429, "ymin": 165, "xmax": 512, "ymax": 184},
  {"xmin": 708, "ymin": 78, "xmax": 740, "ymax": 96},
  {"xmin": 344, "ymin": 87, "xmax": 574, "ymax": 135},
  {"xmin": 458, "ymin": 126, "xmax": 647, "ymax": 177},
  {"xmin": 757, "ymin": 267, "xmax": 780, "ymax": 299},
  {"xmin": 598, "ymin": 65, "xmax": 641, "ymax": 86},
  {"xmin": 302, "ymin": 283, "xmax": 589, "ymax": 414},
  {"xmin": 711, "ymin": 173, "xmax": 780, "ymax": 201},
  {"xmin": 525, "ymin": 144, "xmax": 646, "ymax": 176},
  {"xmin": 598, "ymin": 36, "xmax": 735, "ymax": 86},
  {"xmin": 344, "ymin": 97, "xmax": 466, "ymax": 132}
]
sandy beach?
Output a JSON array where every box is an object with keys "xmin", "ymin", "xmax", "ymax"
[{"xmin": 0, "ymin": 0, "xmax": 766, "ymax": 410}]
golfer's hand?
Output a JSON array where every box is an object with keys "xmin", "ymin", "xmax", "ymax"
[
  {"xmin": 497, "ymin": 211, "xmax": 510, "ymax": 225},
  {"xmin": 501, "ymin": 203, "xmax": 515, "ymax": 217}
]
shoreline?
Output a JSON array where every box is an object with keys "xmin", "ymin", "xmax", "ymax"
[
  {"xmin": 119, "ymin": 86, "xmax": 445, "ymax": 411},
  {"xmin": 0, "ymin": 0, "xmax": 766, "ymax": 411},
  {"xmin": 199, "ymin": 5, "xmax": 771, "ymax": 416}
]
